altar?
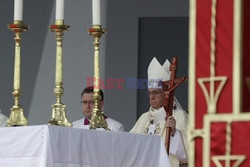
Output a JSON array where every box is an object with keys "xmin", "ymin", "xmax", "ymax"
[{"xmin": 0, "ymin": 125, "xmax": 170, "ymax": 167}]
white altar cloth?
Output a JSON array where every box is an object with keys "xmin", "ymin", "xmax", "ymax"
[{"xmin": 0, "ymin": 125, "xmax": 170, "ymax": 167}]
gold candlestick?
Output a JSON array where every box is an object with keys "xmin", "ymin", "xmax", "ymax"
[
  {"xmin": 48, "ymin": 20, "xmax": 72, "ymax": 127},
  {"xmin": 87, "ymin": 25, "xmax": 109, "ymax": 130},
  {"xmin": 6, "ymin": 21, "xmax": 29, "ymax": 126}
]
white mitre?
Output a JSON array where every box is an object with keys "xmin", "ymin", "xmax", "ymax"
[
  {"xmin": 147, "ymin": 57, "xmax": 171, "ymax": 89},
  {"xmin": 0, "ymin": 110, "xmax": 8, "ymax": 127},
  {"xmin": 162, "ymin": 58, "xmax": 171, "ymax": 73},
  {"xmin": 148, "ymin": 57, "xmax": 184, "ymax": 110}
]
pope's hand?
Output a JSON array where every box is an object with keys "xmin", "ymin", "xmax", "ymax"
[{"xmin": 166, "ymin": 116, "xmax": 176, "ymax": 136}]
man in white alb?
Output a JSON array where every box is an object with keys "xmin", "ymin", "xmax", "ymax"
[
  {"xmin": 130, "ymin": 57, "xmax": 188, "ymax": 166},
  {"xmin": 73, "ymin": 86, "xmax": 124, "ymax": 132}
]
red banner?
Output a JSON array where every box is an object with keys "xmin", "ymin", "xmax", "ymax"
[{"xmin": 189, "ymin": 0, "xmax": 250, "ymax": 166}]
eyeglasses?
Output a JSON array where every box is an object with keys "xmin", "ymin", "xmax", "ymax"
[
  {"xmin": 80, "ymin": 100, "xmax": 95, "ymax": 105},
  {"xmin": 147, "ymin": 90, "xmax": 164, "ymax": 96}
]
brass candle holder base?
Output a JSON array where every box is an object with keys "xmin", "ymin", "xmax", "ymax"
[
  {"xmin": 48, "ymin": 104, "xmax": 72, "ymax": 127},
  {"xmin": 7, "ymin": 108, "xmax": 28, "ymax": 127},
  {"xmin": 87, "ymin": 25, "xmax": 109, "ymax": 130},
  {"xmin": 90, "ymin": 88, "xmax": 109, "ymax": 130},
  {"xmin": 7, "ymin": 90, "xmax": 28, "ymax": 126},
  {"xmin": 6, "ymin": 21, "xmax": 29, "ymax": 127},
  {"xmin": 90, "ymin": 108, "xmax": 109, "ymax": 130},
  {"xmin": 48, "ymin": 85, "xmax": 71, "ymax": 127}
]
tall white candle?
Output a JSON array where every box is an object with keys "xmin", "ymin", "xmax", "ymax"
[
  {"xmin": 56, "ymin": 0, "xmax": 65, "ymax": 20},
  {"xmin": 92, "ymin": 0, "xmax": 101, "ymax": 25},
  {"xmin": 14, "ymin": 0, "xmax": 23, "ymax": 21}
]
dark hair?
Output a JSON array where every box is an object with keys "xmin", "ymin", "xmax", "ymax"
[{"xmin": 81, "ymin": 86, "xmax": 104, "ymax": 101}]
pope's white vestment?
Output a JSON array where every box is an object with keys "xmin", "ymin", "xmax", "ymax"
[
  {"xmin": 0, "ymin": 111, "xmax": 8, "ymax": 127},
  {"xmin": 130, "ymin": 105, "xmax": 188, "ymax": 166}
]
